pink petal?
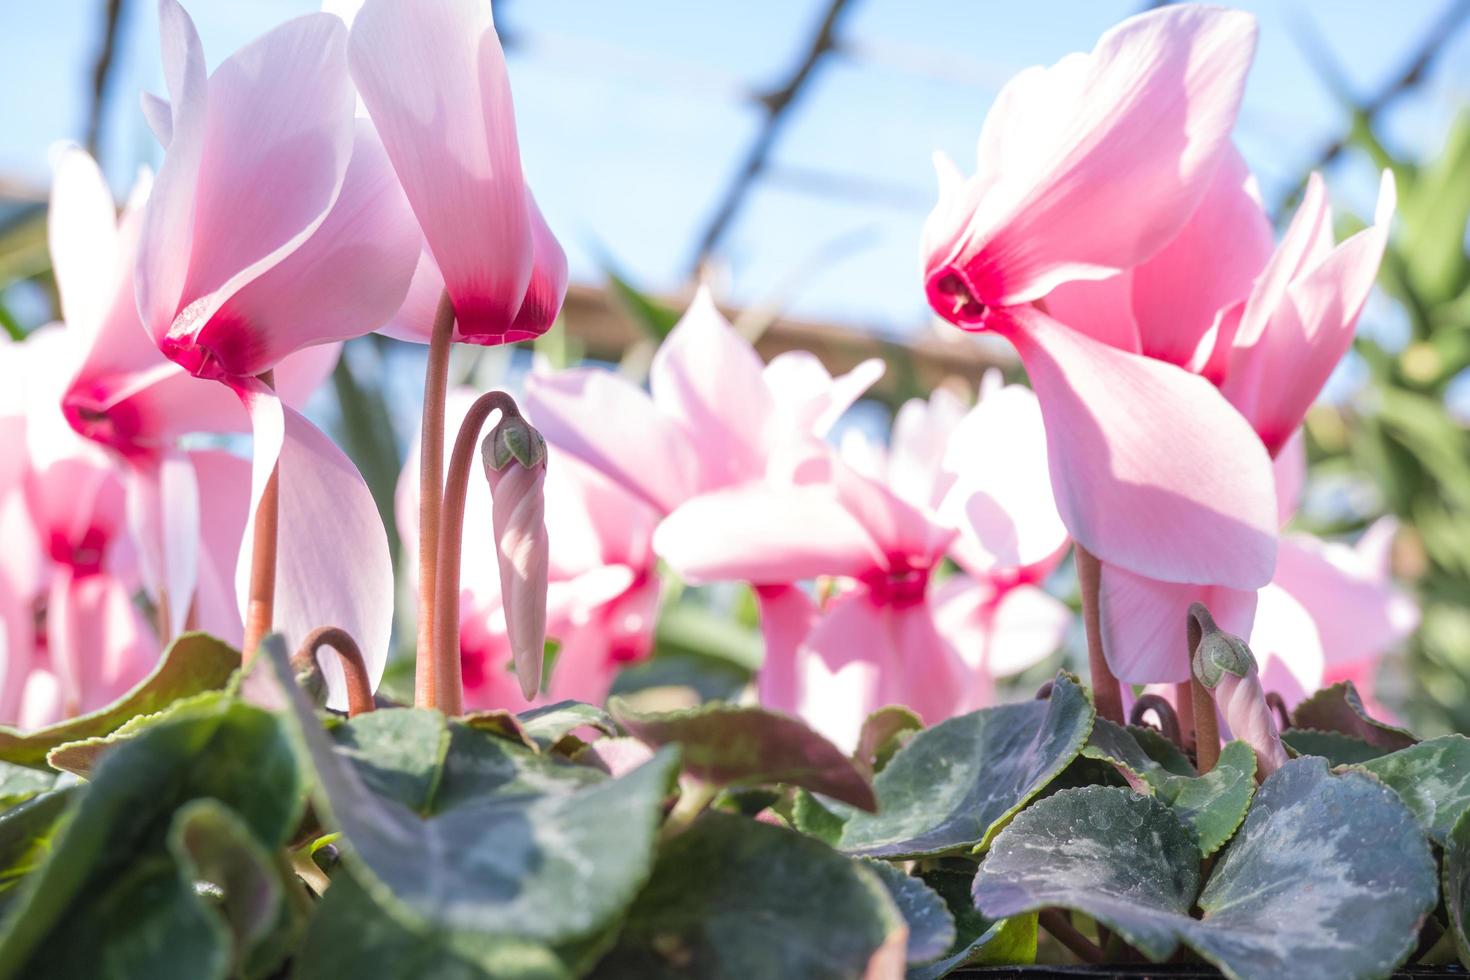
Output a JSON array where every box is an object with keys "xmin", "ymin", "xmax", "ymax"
[
  {"xmin": 888, "ymin": 389, "xmax": 967, "ymax": 511},
  {"xmin": 1213, "ymin": 668, "xmax": 1288, "ymax": 776},
  {"xmin": 189, "ymin": 449, "xmax": 250, "ymax": 646},
  {"xmin": 763, "ymin": 352, "xmax": 884, "ymax": 438},
  {"xmin": 754, "ymin": 585, "xmax": 817, "ymax": 715},
  {"xmin": 999, "ymin": 307, "xmax": 1277, "ymax": 588},
  {"xmin": 523, "ymin": 367, "xmax": 700, "ymax": 515},
  {"xmin": 1271, "ymin": 529, "xmax": 1418, "ymax": 673},
  {"xmin": 654, "ymin": 482, "xmax": 882, "ymax": 585},
  {"xmin": 508, "ymin": 190, "xmax": 569, "ymax": 339},
  {"xmin": 48, "ymin": 147, "xmax": 120, "ymax": 339},
  {"xmin": 235, "ymin": 383, "xmax": 392, "ymax": 709},
  {"xmin": 831, "ymin": 459, "xmax": 956, "ymax": 567},
  {"xmin": 347, "ymin": 0, "xmax": 535, "ymax": 341},
  {"xmin": 649, "ymin": 289, "xmax": 776, "ymax": 491},
  {"xmin": 374, "ymin": 240, "xmax": 445, "ymax": 344},
  {"xmin": 924, "ymin": 6, "xmax": 1257, "ymax": 317},
  {"xmin": 0, "ymin": 588, "xmax": 35, "ymax": 724},
  {"xmin": 197, "ymin": 121, "xmax": 419, "ymax": 377},
  {"xmin": 47, "ymin": 570, "xmax": 155, "ymax": 717},
  {"xmin": 1097, "ymin": 563, "xmax": 1257, "ymax": 683},
  {"xmin": 124, "ymin": 450, "xmax": 198, "ymax": 639},
  {"xmin": 1224, "ymin": 172, "xmax": 1396, "ymax": 455},
  {"xmin": 1273, "ymin": 428, "xmax": 1306, "ymax": 528},
  {"xmin": 1128, "ymin": 145, "xmax": 1274, "ymax": 368},
  {"xmin": 543, "ymin": 451, "xmax": 661, "ymax": 578},
  {"xmin": 941, "ymin": 383, "xmax": 1068, "ymax": 574},
  {"xmin": 1042, "ymin": 270, "xmax": 1141, "ymax": 354},
  {"xmin": 1247, "ymin": 582, "xmax": 1324, "ymax": 707},
  {"xmin": 139, "ymin": 6, "xmax": 358, "ymax": 377}
]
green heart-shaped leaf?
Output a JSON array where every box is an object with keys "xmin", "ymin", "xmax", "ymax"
[
  {"xmin": 518, "ymin": 701, "xmax": 617, "ymax": 750},
  {"xmin": 975, "ymin": 758, "xmax": 1438, "ymax": 980},
  {"xmin": 1346, "ymin": 734, "xmax": 1470, "ymax": 844},
  {"xmin": 1291, "ymin": 682, "xmax": 1416, "ymax": 752},
  {"xmin": 1282, "ymin": 728, "xmax": 1388, "ymax": 765},
  {"xmin": 1084, "ymin": 719, "xmax": 1255, "ymax": 855},
  {"xmin": 610, "ymin": 698, "xmax": 876, "ymax": 810},
  {"xmin": 0, "ymin": 697, "xmax": 301, "ymax": 980},
  {"xmin": 835, "ymin": 672, "xmax": 1093, "ymax": 858},
  {"xmin": 860, "ymin": 858, "xmax": 954, "ymax": 965},
  {"xmin": 592, "ymin": 812, "xmax": 905, "ymax": 979},
  {"xmin": 912, "ymin": 863, "xmax": 1035, "ymax": 978},
  {"xmin": 0, "ymin": 763, "xmax": 53, "ymax": 812},
  {"xmin": 0, "ymin": 633, "xmax": 239, "ymax": 768},
  {"xmin": 261, "ymin": 640, "xmax": 676, "ymax": 947},
  {"xmin": 1442, "ymin": 806, "xmax": 1470, "ymax": 968}
]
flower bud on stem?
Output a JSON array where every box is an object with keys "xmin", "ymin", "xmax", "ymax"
[
  {"xmin": 241, "ymin": 369, "xmax": 279, "ymax": 662},
  {"xmin": 415, "ymin": 291, "xmax": 456, "ymax": 709},
  {"xmin": 1075, "ymin": 544, "xmax": 1124, "ymax": 725},
  {"xmin": 1188, "ymin": 602, "xmax": 1288, "ymax": 779}
]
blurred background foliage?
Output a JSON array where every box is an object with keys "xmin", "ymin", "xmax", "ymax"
[{"xmin": 2, "ymin": 1, "xmax": 1470, "ymax": 731}]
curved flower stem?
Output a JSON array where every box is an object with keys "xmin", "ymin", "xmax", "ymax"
[
  {"xmin": 295, "ymin": 626, "xmax": 374, "ymax": 717},
  {"xmin": 1074, "ymin": 544, "xmax": 1123, "ymax": 725},
  {"xmin": 433, "ymin": 389, "xmax": 523, "ymax": 716},
  {"xmin": 1175, "ymin": 681, "xmax": 1196, "ymax": 752},
  {"xmin": 1129, "ymin": 693, "xmax": 1183, "ymax": 749},
  {"xmin": 415, "ymin": 291, "xmax": 456, "ymax": 709},
  {"xmin": 1038, "ymin": 909, "xmax": 1103, "ymax": 964},
  {"xmin": 241, "ymin": 369, "xmax": 279, "ymax": 663},
  {"xmin": 1185, "ymin": 608, "xmax": 1220, "ymax": 773}
]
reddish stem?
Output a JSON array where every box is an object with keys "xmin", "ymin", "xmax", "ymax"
[
  {"xmin": 1075, "ymin": 544, "xmax": 1123, "ymax": 725},
  {"xmin": 295, "ymin": 626, "xmax": 374, "ymax": 717},
  {"xmin": 1265, "ymin": 691, "xmax": 1291, "ymax": 732},
  {"xmin": 1039, "ymin": 909, "xmax": 1103, "ymax": 964},
  {"xmin": 433, "ymin": 390, "xmax": 522, "ymax": 716},
  {"xmin": 1129, "ymin": 694, "xmax": 1183, "ymax": 749},
  {"xmin": 1186, "ymin": 606, "xmax": 1221, "ymax": 773},
  {"xmin": 415, "ymin": 291, "xmax": 456, "ymax": 709},
  {"xmin": 241, "ymin": 370, "xmax": 279, "ymax": 663},
  {"xmin": 1175, "ymin": 680, "xmax": 1196, "ymax": 753}
]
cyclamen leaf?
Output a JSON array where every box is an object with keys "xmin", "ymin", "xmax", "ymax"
[
  {"xmin": 610, "ymin": 698, "xmax": 877, "ymax": 810},
  {"xmin": 295, "ymin": 872, "xmax": 568, "ymax": 980},
  {"xmin": 1443, "ymin": 806, "xmax": 1470, "ymax": 968},
  {"xmin": 169, "ymin": 799, "xmax": 300, "ymax": 979},
  {"xmin": 0, "ymin": 633, "xmax": 239, "ymax": 768},
  {"xmin": 0, "ymin": 698, "xmax": 302, "ymax": 980},
  {"xmin": 260, "ymin": 639, "xmax": 677, "ymax": 947},
  {"xmin": 860, "ymin": 859, "xmax": 955, "ymax": 966},
  {"xmin": 974, "ymin": 759, "xmax": 1438, "ymax": 980},
  {"xmin": 836, "ymin": 672, "xmax": 1093, "ymax": 858},
  {"xmin": 519, "ymin": 700, "xmax": 617, "ymax": 749},
  {"xmin": 854, "ymin": 706, "xmax": 923, "ymax": 776},
  {"xmin": 0, "ymin": 763, "xmax": 54, "ymax": 811},
  {"xmin": 1347, "ymin": 734, "xmax": 1470, "ymax": 844},
  {"xmin": 911, "ymin": 863, "xmax": 1037, "ymax": 978},
  {"xmin": 1084, "ymin": 719, "xmax": 1255, "ymax": 856},
  {"xmin": 592, "ymin": 812, "xmax": 906, "ymax": 979},
  {"xmin": 1291, "ymin": 681, "xmax": 1416, "ymax": 752},
  {"xmin": 46, "ymin": 690, "xmax": 227, "ymax": 778},
  {"xmin": 1282, "ymin": 728, "xmax": 1388, "ymax": 765}
]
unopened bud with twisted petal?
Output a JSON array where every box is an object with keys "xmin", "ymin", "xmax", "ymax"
[
  {"xmin": 482, "ymin": 413, "xmax": 549, "ymax": 700},
  {"xmin": 1188, "ymin": 603, "xmax": 1288, "ymax": 778}
]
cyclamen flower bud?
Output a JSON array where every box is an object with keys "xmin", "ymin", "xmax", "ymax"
[
  {"xmin": 1189, "ymin": 604, "xmax": 1288, "ymax": 778},
  {"xmin": 482, "ymin": 414, "xmax": 549, "ymax": 700}
]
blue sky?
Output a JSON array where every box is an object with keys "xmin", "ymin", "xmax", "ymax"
[{"xmin": 3, "ymin": 1, "xmax": 1468, "ymax": 337}]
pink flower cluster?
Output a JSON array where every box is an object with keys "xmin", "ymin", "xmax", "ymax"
[{"xmin": 0, "ymin": 0, "xmax": 1420, "ymax": 750}]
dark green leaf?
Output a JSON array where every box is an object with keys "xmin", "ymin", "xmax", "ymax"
[
  {"xmin": 1282, "ymin": 728, "xmax": 1389, "ymax": 765},
  {"xmin": 0, "ymin": 789, "xmax": 76, "ymax": 911},
  {"xmin": 46, "ymin": 690, "xmax": 225, "ymax": 777},
  {"xmin": 0, "ymin": 633, "xmax": 239, "ymax": 768},
  {"xmin": 836, "ymin": 673, "xmax": 1093, "ymax": 858},
  {"xmin": 169, "ymin": 799, "xmax": 301, "ymax": 979},
  {"xmin": 912, "ymin": 863, "xmax": 1036, "ymax": 978},
  {"xmin": 294, "ymin": 872, "xmax": 567, "ymax": 980},
  {"xmin": 973, "ymin": 786, "xmax": 1200, "ymax": 961},
  {"xmin": 0, "ymin": 763, "xmax": 53, "ymax": 810},
  {"xmin": 461, "ymin": 709, "xmax": 538, "ymax": 752},
  {"xmin": 593, "ymin": 812, "xmax": 905, "ymax": 979},
  {"xmin": 791, "ymin": 789, "xmax": 846, "ymax": 845},
  {"xmin": 261, "ymin": 639, "xmax": 677, "ymax": 947},
  {"xmin": 1291, "ymin": 682, "xmax": 1417, "ymax": 752},
  {"xmin": 975, "ymin": 759, "xmax": 1438, "ymax": 979},
  {"xmin": 855, "ymin": 706, "xmax": 923, "ymax": 776},
  {"xmin": 860, "ymin": 859, "xmax": 954, "ymax": 965},
  {"xmin": 0, "ymin": 698, "xmax": 300, "ymax": 980},
  {"xmin": 611, "ymin": 698, "xmax": 876, "ymax": 810},
  {"xmin": 518, "ymin": 700, "xmax": 617, "ymax": 749},
  {"xmin": 1442, "ymin": 806, "xmax": 1470, "ymax": 968},
  {"xmin": 1347, "ymin": 734, "xmax": 1470, "ymax": 844}
]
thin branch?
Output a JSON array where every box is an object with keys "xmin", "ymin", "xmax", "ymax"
[
  {"xmin": 86, "ymin": 0, "xmax": 127, "ymax": 155},
  {"xmin": 686, "ymin": 0, "xmax": 857, "ymax": 277}
]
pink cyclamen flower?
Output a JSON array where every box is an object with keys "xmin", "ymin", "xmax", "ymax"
[
  {"xmin": 922, "ymin": 6, "xmax": 1279, "ymax": 614},
  {"xmin": 398, "ymin": 391, "xmax": 663, "ymax": 711},
  {"xmin": 482, "ymin": 412, "xmax": 550, "ymax": 699},
  {"xmin": 49, "ymin": 146, "xmax": 337, "ymax": 645},
  {"xmin": 347, "ymin": 0, "xmax": 568, "ymax": 344},
  {"xmin": 655, "ymin": 381, "xmax": 1069, "ymax": 749},
  {"xmin": 134, "ymin": 0, "xmax": 418, "ymax": 707},
  {"xmin": 0, "ymin": 332, "xmax": 151, "ymax": 727}
]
